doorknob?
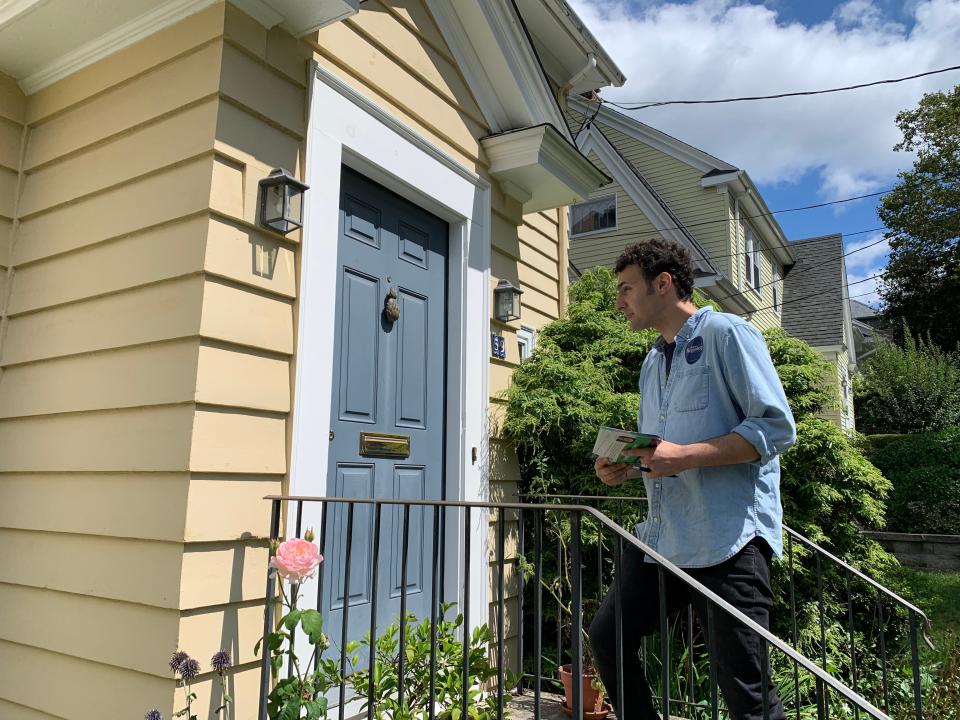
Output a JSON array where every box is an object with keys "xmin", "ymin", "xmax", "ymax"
[{"xmin": 384, "ymin": 286, "xmax": 400, "ymax": 323}]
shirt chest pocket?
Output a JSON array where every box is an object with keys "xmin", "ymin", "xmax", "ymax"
[{"xmin": 670, "ymin": 366, "xmax": 710, "ymax": 412}]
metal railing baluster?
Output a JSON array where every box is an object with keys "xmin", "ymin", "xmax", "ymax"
[
  {"xmin": 658, "ymin": 565, "xmax": 670, "ymax": 720},
  {"xmin": 846, "ymin": 569, "xmax": 860, "ymax": 720},
  {"xmin": 614, "ymin": 534, "xmax": 625, "ymax": 717},
  {"xmin": 788, "ymin": 532, "xmax": 800, "ymax": 720},
  {"xmin": 397, "ymin": 505, "xmax": 411, "ymax": 711},
  {"xmin": 910, "ymin": 612, "xmax": 922, "ymax": 720},
  {"xmin": 257, "ymin": 497, "xmax": 282, "ymax": 720},
  {"xmin": 534, "ymin": 508, "xmax": 543, "ymax": 718},
  {"xmin": 462, "ymin": 506, "xmax": 471, "ymax": 720},
  {"xmin": 497, "ymin": 509, "xmax": 506, "ymax": 719},
  {"xmin": 367, "ymin": 503, "xmax": 382, "ymax": 720},
  {"xmin": 429, "ymin": 504, "xmax": 440, "ymax": 720},
  {"xmin": 516, "ymin": 507, "xmax": 525, "ymax": 695},
  {"xmin": 878, "ymin": 600, "xmax": 890, "ymax": 715},
  {"xmin": 571, "ymin": 511, "xmax": 583, "ymax": 720},
  {"xmin": 707, "ymin": 602, "xmax": 719, "ymax": 720},
  {"xmin": 338, "ymin": 503, "xmax": 355, "ymax": 720}
]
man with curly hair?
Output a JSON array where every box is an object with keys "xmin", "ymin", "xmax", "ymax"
[{"xmin": 589, "ymin": 238, "xmax": 796, "ymax": 720}]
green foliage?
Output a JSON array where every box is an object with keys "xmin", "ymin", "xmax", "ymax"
[
  {"xmin": 866, "ymin": 427, "xmax": 960, "ymax": 534},
  {"xmin": 342, "ymin": 603, "xmax": 516, "ymax": 720},
  {"xmin": 258, "ymin": 594, "xmax": 513, "ymax": 720},
  {"xmin": 877, "ymin": 84, "xmax": 960, "ymax": 352},
  {"xmin": 853, "ymin": 333, "xmax": 960, "ymax": 434},
  {"xmin": 780, "ymin": 417, "xmax": 891, "ymax": 552},
  {"xmin": 503, "ymin": 267, "xmax": 652, "ymax": 499},
  {"xmin": 257, "ymin": 586, "xmax": 336, "ymax": 720},
  {"xmin": 763, "ymin": 328, "xmax": 837, "ymax": 420}
]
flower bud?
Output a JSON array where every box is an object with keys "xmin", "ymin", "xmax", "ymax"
[{"xmin": 304, "ymin": 528, "xmax": 315, "ymax": 543}]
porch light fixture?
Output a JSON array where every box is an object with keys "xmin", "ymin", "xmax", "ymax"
[
  {"xmin": 493, "ymin": 279, "xmax": 523, "ymax": 322},
  {"xmin": 258, "ymin": 168, "xmax": 309, "ymax": 234}
]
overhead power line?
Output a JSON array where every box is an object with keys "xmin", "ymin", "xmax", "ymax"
[
  {"xmin": 711, "ymin": 236, "xmax": 888, "ymax": 306},
  {"xmin": 743, "ymin": 273, "xmax": 886, "ymax": 316},
  {"xmin": 603, "ymin": 64, "xmax": 960, "ymax": 111}
]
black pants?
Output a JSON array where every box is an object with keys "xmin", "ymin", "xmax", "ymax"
[{"xmin": 588, "ymin": 538, "xmax": 785, "ymax": 720}]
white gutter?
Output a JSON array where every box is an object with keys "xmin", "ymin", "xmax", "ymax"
[{"xmin": 557, "ymin": 52, "xmax": 596, "ymax": 104}]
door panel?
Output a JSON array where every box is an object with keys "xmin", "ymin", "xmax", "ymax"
[
  {"xmin": 323, "ymin": 166, "xmax": 448, "ymax": 660},
  {"xmin": 338, "ymin": 270, "xmax": 380, "ymax": 423}
]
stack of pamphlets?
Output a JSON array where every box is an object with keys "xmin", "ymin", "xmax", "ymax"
[{"xmin": 591, "ymin": 427, "xmax": 661, "ymax": 464}]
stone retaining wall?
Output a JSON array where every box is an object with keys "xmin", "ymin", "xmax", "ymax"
[{"xmin": 864, "ymin": 531, "xmax": 960, "ymax": 570}]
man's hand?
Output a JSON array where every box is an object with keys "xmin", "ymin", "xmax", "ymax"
[
  {"xmin": 594, "ymin": 456, "xmax": 631, "ymax": 486},
  {"xmin": 621, "ymin": 434, "xmax": 761, "ymax": 479},
  {"xmin": 622, "ymin": 440, "xmax": 692, "ymax": 479}
]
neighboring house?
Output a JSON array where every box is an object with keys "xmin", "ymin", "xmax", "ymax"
[
  {"xmin": 850, "ymin": 298, "xmax": 888, "ymax": 366},
  {"xmin": 565, "ymin": 95, "xmax": 797, "ymax": 332},
  {"xmin": 0, "ymin": 1, "xmax": 624, "ymax": 717},
  {"xmin": 782, "ymin": 234, "xmax": 858, "ymax": 431}
]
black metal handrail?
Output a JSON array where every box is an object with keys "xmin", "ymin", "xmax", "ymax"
[
  {"xmin": 523, "ymin": 492, "xmax": 931, "ymax": 720},
  {"xmin": 257, "ymin": 495, "xmax": 893, "ymax": 720}
]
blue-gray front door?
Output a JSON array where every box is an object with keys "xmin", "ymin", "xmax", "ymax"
[{"xmin": 322, "ymin": 166, "xmax": 448, "ymax": 652}]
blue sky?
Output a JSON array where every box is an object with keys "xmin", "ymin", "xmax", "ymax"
[{"xmin": 570, "ymin": 0, "xmax": 960, "ymax": 304}]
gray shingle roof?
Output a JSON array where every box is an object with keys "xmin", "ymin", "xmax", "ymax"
[{"xmin": 782, "ymin": 234, "xmax": 846, "ymax": 347}]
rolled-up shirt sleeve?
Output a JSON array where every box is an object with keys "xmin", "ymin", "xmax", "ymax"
[{"xmin": 721, "ymin": 324, "xmax": 797, "ymax": 463}]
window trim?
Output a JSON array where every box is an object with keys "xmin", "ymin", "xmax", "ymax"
[
  {"xmin": 772, "ymin": 265, "xmax": 782, "ymax": 314},
  {"xmin": 744, "ymin": 225, "xmax": 761, "ymax": 295},
  {"xmin": 517, "ymin": 326, "xmax": 536, "ymax": 361},
  {"xmin": 569, "ymin": 192, "xmax": 618, "ymax": 238}
]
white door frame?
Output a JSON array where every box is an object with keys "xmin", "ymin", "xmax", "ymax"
[{"xmin": 289, "ymin": 62, "xmax": 491, "ymax": 639}]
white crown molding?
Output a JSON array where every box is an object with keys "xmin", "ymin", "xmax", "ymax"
[
  {"xmin": 228, "ymin": 0, "xmax": 283, "ymax": 29},
  {"xmin": 482, "ymin": 123, "xmax": 608, "ymax": 212},
  {"xmin": 0, "ymin": 0, "xmax": 49, "ymax": 28},
  {"xmin": 569, "ymin": 94, "xmax": 735, "ymax": 175},
  {"xmin": 19, "ymin": 0, "xmax": 219, "ymax": 94}
]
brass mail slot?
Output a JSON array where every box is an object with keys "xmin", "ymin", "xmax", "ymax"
[{"xmin": 359, "ymin": 432, "xmax": 410, "ymax": 458}]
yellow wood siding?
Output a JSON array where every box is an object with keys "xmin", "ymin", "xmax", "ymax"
[
  {"xmin": 0, "ymin": 2, "xmax": 573, "ymax": 716},
  {"xmin": 566, "ymin": 107, "xmax": 732, "ymax": 278},
  {"xmin": 0, "ymin": 6, "xmax": 226, "ymax": 718}
]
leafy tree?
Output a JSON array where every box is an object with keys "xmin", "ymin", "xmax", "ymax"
[
  {"xmin": 853, "ymin": 331, "xmax": 960, "ymax": 434},
  {"xmin": 877, "ymin": 84, "xmax": 960, "ymax": 351}
]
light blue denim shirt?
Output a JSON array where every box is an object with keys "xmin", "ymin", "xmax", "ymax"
[{"xmin": 635, "ymin": 307, "xmax": 796, "ymax": 567}]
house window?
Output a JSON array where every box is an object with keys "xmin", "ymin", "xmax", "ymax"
[
  {"xmin": 772, "ymin": 266, "xmax": 782, "ymax": 313},
  {"xmin": 517, "ymin": 326, "xmax": 536, "ymax": 361},
  {"xmin": 744, "ymin": 226, "xmax": 761, "ymax": 292},
  {"xmin": 570, "ymin": 194, "xmax": 616, "ymax": 236}
]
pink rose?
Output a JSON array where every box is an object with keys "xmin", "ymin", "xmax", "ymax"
[{"xmin": 270, "ymin": 538, "xmax": 322, "ymax": 582}]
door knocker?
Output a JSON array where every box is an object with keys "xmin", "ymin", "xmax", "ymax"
[{"xmin": 384, "ymin": 286, "xmax": 401, "ymax": 323}]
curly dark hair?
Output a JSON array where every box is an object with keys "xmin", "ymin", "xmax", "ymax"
[{"xmin": 614, "ymin": 238, "xmax": 695, "ymax": 300}]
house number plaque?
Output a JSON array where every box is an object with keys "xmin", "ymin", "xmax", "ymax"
[{"xmin": 359, "ymin": 432, "xmax": 410, "ymax": 459}]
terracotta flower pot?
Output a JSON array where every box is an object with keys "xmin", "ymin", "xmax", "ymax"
[{"xmin": 558, "ymin": 664, "xmax": 610, "ymax": 719}]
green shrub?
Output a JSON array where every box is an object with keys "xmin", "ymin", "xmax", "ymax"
[
  {"xmin": 865, "ymin": 427, "xmax": 960, "ymax": 534},
  {"xmin": 867, "ymin": 426, "xmax": 960, "ymax": 475},
  {"xmin": 854, "ymin": 333, "xmax": 960, "ymax": 434},
  {"xmin": 763, "ymin": 327, "xmax": 837, "ymax": 420},
  {"xmin": 886, "ymin": 467, "xmax": 960, "ymax": 534}
]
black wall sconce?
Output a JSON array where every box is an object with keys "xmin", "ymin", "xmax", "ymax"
[
  {"xmin": 493, "ymin": 279, "xmax": 523, "ymax": 322},
  {"xmin": 258, "ymin": 168, "xmax": 309, "ymax": 234}
]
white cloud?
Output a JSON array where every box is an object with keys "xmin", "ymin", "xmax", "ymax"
[
  {"xmin": 845, "ymin": 232, "xmax": 890, "ymax": 304},
  {"xmin": 570, "ymin": 0, "xmax": 960, "ymax": 199}
]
